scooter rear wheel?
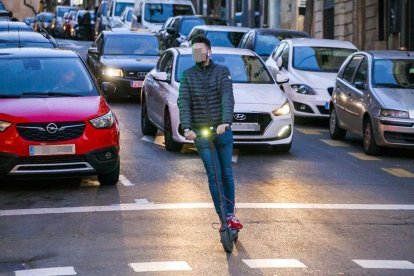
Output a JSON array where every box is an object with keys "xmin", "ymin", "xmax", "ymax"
[{"xmin": 220, "ymin": 228, "xmax": 234, "ymax": 253}]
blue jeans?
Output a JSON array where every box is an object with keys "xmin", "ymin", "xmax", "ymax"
[{"xmin": 194, "ymin": 129, "xmax": 235, "ymax": 217}]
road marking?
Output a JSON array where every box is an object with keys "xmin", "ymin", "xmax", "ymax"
[
  {"xmin": 119, "ymin": 175, "xmax": 134, "ymax": 186},
  {"xmin": 353, "ymin": 260, "xmax": 414, "ymax": 269},
  {"xmin": 141, "ymin": 136, "xmax": 155, "ymax": 143},
  {"xmin": 232, "ymin": 149, "xmax": 239, "ymax": 163},
  {"xmin": 15, "ymin": 266, "xmax": 77, "ymax": 276},
  {"xmin": 349, "ymin": 152, "xmax": 381, "ymax": 161},
  {"xmin": 296, "ymin": 128, "xmax": 325, "ymax": 135},
  {"xmin": 2, "ymin": 203, "xmax": 414, "ymax": 217},
  {"xmin": 242, "ymin": 259, "xmax": 307, "ymax": 268},
  {"xmin": 321, "ymin": 139, "xmax": 349, "ymax": 147},
  {"xmin": 135, "ymin": 199, "xmax": 150, "ymax": 204},
  {"xmin": 382, "ymin": 168, "xmax": 414, "ymax": 178},
  {"xmin": 129, "ymin": 261, "xmax": 192, "ymax": 272}
]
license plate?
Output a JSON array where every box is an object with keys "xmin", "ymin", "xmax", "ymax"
[
  {"xmin": 29, "ymin": 144, "xmax": 75, "ymax": 156},
  {"xmin": 131, "ymin": 81, "xmax": 144, "ymax": 88},
  {"xmin": 324, "ymin": 102, "xmax": 330, "ymax": 110},
  {"xmin": 232, "ymin": 123, "xmax": 260, "ymax": 132}
]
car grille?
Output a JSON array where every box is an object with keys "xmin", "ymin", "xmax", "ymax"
[
  {"xmin": 16, "ymin": 122, "xmax": 85, "ymax": 142},
  {"xmin": 232, "ymin": 113, "xmax": 272, "ymax": 135},
  {"xmin": 316, "ymin": 105, "xmax": 330, "ymax": 115},
  {"xmin": 124, "ymin": 70, "xmax": 148, "ymax": 80},
  {"xmin": 18, "ymin": 155, "xmax": 87, "ymax": 164},
  {"xmin": 327, "ymin": 87, "xmax": 334, "ymax": 96},
  {"xmin": 384, "ymin": 132, "xmax": 414, "ymax": 144}
]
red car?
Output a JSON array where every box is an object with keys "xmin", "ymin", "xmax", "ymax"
[{"xmin": 0, "ymin": 48, "xmax": 120, "ymax": 185}]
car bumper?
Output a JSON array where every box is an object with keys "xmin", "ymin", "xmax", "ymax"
[
  {"xmin": 288, "ymin": 89, "xmax": 331, "ymax": 117},
  {"xmin": 101, "ymin": 76, "xmax": 144, "ymax": 98},
  {"xmin": 372, "ymin": 117, "xmax": 414, "ymax": 148}
]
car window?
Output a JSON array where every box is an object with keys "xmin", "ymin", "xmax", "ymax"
[
  {"xmin": 180, "ymin": 18, "xmax": 204, "ymax": 36},
  {"xmin": 245, "ymin": 32, "xmax": 254, "ymax": 49},
  {"xmin": 176, "ymin": 54, "xmax": 274, "ymax": 84},
  {"xmin": 188, "ymin": 29, "xmax": 203, "ymax": 45},
  {"xmin": 342, "ymin": 55, "xmax": 364, "ymax": 83},
  {"xmin": 373, "ymin": 59, "xmax": 414, "ymax": 89},
  {"xmin": 115, "ymin": 2, "xmax": 133, "ymax": 17},
  {"xmin": 254, "ymin": 34, "xmax": 281, "ymax": 57},
  {"xmin": 157, "ymin": 52, "xmax": 172, "ymax": 72},
  {"xmin": 104, "ymin": 35, "xmax": 161, "ymax": 56},
  {"xmin": 353, "ymin": 57, "xmax": 368, "ymax": 88},
  {"xmin": 281, "ymin": 45, "xmax": 289, "ymax": 68},
  {"xmin": 95, "ymin": 34, "xmax": 104, "ymax": 52},
  {"xmin": 144, "ymin": 4, "xmax": 194, "ymax": 23},
  {"xmin": 238, "ymin": 32, "xmax": 249, "ymax": 48},
  {"xmin": 205, "ymin": 31, "xmax": 246, "ymax": 48},
  {"xmin": 293, "ymin": 47, "xmax": 356, "ymax": 72},
  {"xmin": 272, "ymin": 42, "xmax": 286, "ymax": 61}
]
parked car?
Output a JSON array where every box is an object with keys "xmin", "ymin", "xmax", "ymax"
[
  {"xmin": 0, "ymin": 31, "xmax": 58, "ymax": 48},
  {"xmin": 181, "ymin": 25, "xmax": 249, "ymax": 48},
  {"xmin": 160, "ymin": 15, "xmax": 228, "ymax": 48},
  {"xmin": 51, "ymin": 5, "xmax": 77, "ymax": 37},
  {"xmin": 23, "ymin": 16, "xmax": 37, "ymax": 29},
  {"xmin": 238, "ymin": 28, "xmax": 309, "ymax": 60},
  {"xmin": 87, "ymin": 31, "xmax": 163, "ymax": 100},
  {"xmin": 131, "ymin": 0, "xmax": 195, "ymax": 32},
  {"xmin": 329, "ymin": 50, "xmax": 414, "ymax": 155},
  {"xmin": 0, "ymin": 21, "xmax": 33, "ymax": 32},
  {"xmin": 94, "ymin": 0, "xmax": 109, "ymax": 37},
  {"xmin": 266, "ymin": 38, "xmax": 357, "ymax": 118},
  {"xmin": 111, "ymin": 6, "xmax": 134, "ymax": 30},
  {"xmin": 0, "ymin": 48, "xmax": 120, "ymax": 185},
  {"xmin": 141, "ymin": 47, "xmax": 293, "ymax": 151},
  {"xmin": 34, "ymin": 12, "xmax": 54, "ymax": 32},
  {"xmin": 105, "ymin": 0, "xmax": 134, "ymax": 30}
]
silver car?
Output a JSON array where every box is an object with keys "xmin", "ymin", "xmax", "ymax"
[{"xmin": 329, "ymin": 50, "xmax": 414, "ymax": 155}]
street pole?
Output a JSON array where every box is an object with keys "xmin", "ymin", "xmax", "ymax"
[
  {"xmin": 226, "ymin": 0, "xmax": 235, "ymax": 26},
  {"xmin": 202, "ymin": 0, "xmax": 207, "ymax": 16},
  {"xmin": 268, "ymin": 0, "xmax": 280, "ymax": 29}
]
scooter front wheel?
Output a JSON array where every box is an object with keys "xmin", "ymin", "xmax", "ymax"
[
  {"xmin": 220, "ymin": 227, "xmax": 234, "ymax": 253},
  {"xmin": 232, "ymin": 230, "xmax": 239, "ymax": 243}
]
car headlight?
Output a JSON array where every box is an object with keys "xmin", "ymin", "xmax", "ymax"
[
  {"xmin": 272, "ymin": 100, "xmax": 291, "ymax": 116},
  {"xmin": 0, "ymin": 121, "xmax": 11, "ymax": 132},
  {"xmin": 90, "ymin": 111, "xmax": 115, "ymax": 129},
  {"xmin": 291, "ymin": 84, "xmax": 316, "ymax": 95},
  {"xmin": 102, "ymin": 68, "xmax": 123, "ymax": 78},
  {"xmin": 380, "ymin": 109, "xmax": 409, "ymax": 119}
]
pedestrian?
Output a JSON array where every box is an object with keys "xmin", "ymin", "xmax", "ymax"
[
  {"xmin": 82, "ymin": 7, "xmax": 92, "ymax": 40},
  {"xmin": 178, "ymin": 36, "xmax": 243, "ymax": 231}
]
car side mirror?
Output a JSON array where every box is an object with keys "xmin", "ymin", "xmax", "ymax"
[
  {"xmin": 102, "ymin": 82, "xmax": 116, "ymax": 94},
  {"xmin": 166, "ymin": 27, "xmax": 176, "ymax": 35},
  {"xmin": 153, "ymin": 71, "xmax": 169, "ymax": 82},
  {"xmin": 276, "ymin": 74, "xmax": 289, "ymax": 84},
  {"xmin": 354, "ymin": 81, "xmax": 366, "ymax": 91},
  {"xmin": 276, "ymin": 56, "xmax": 283, "ymax": 69},
  {"xmin": 88, "ymin": 47, "xmax": 99, "ymax": 55}
]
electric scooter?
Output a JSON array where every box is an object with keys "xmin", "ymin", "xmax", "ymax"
[{"xmin": 202, "ymin": 126, "xmax": 239, "ymax": 253}]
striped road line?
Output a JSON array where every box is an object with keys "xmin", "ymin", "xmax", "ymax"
[
  {"xmin": 349, "ymin": 152, "xmax": 381, "ymax": 161},
  {"xmin": 129, "ymin": 261, "xmax": 192, "ymax": 272},
  {"xmin": 353, "ymin": 260, "xmax": 414, "ymax": 269},
  {"xmin": 320, "ymin": 139, "xmax": 349, "ymax": 147},
  {"xmin": 119, "ymin": 175, "xmax": 134, "ymax": 186},
  {"xmin": 296, "ymin": 128, "xmax": 325, "ymax": 135},
  {"xmin": 242, "ymin": 259, "xmax": 307, "ymax": 269},
  {"xmin": 14, "ymin": 266, "xmax": 77, "ymax": 276},
  {"xmin": 382, "ymin": 168, "xmax": 414, "ymax": 178}
]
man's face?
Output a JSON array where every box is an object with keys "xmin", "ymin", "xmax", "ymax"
[{"xmin": 192, "ymin": 43, "xmax": 210, "ymax": 63}]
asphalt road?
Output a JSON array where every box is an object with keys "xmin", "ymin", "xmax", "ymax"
[{"xmin": 0, "ymin": 39, "xmax": 413, "ymax": 276}]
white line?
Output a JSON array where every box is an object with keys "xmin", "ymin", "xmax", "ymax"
[
  {"xmin": 353, "ymin": 260, "xmax": 414, "ymax": 269},
  {"xmin": 119, "ymin": 175, "xmax": 134, "ymax": 186},
  {"xmin": 1, "ymin": 202, "xmax": 414, "ymax": 217},
  {"xmin": 242, "ymin": 259, "xmax": 307, "ymax": 268},
  {"xmin": 129, "ymin": 261, "xmax": 192, "ymax": 272},
  {"xmin": 141, "ymin": 136, "xmax": 155, "ymax": 143},
  {"xmin": 15, "ymin": 267, "xmax": 77, "ymax": 276},
  {"xmin": 135, "ymin": 199, "xmax": 150, "ymax": 204}
]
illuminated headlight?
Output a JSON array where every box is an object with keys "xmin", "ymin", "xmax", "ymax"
[
  {"xmin": 90, "ymin": 111, "xmax": 115, "ymax": 129},
  {"xmin": 272, "ymin": 100, "xmax": 291, "ymax": 116},
  {"xmin": 0, "ymin": 121, "xmax": 11, "ymax": 132},
  {"xmin": 291, "ymin": 84, "xmax": 316, "ymax": 95},
  {"xmin": 380, "ymin": 109, "xmax": 409, "ymax": 119},
  {"xmin": 102, "ymin": 68, "xmax": 123, "ymax": 78}
]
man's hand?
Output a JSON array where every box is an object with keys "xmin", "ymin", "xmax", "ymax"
[
  {"xmin": 184, "ymin": 130, "xmax": 197, "ymax": 141},
  {"xmin": 217, "ymin": 124, "xmax": 230, "ymax": 135}
]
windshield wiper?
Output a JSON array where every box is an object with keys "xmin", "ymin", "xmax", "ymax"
[
  {"xmin": 21, "ymin": 92, "xmax": 82, "ymax": 97},
  {"xmin": 375, "ymin": 83, "xmax": 404, "ymax": 88}
]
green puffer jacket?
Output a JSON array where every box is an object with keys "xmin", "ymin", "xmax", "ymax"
[{"xmin": 178, "ymin": 60, "xmax": 234, "ymax": 130}]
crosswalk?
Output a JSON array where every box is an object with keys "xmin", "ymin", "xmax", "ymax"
[{"xmin": 11, "ymin": 259, "xmax": 414, "ymax": 274}]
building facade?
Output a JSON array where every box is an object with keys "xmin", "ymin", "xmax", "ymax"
[{"xmin": 2, "ymin": 0, "xmax": 39, "ymax": 20}]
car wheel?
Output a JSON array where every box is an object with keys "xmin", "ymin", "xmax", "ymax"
[
  {"xmin": 141, "ymin": 99, "xmax": 157, "ymax": 136},
  {"xmin": 329, "ymin": 107, "xmax": 346, "ymax": 140},
  {"xmin": 164, "ymin": 110, "xmax": 182, "ymax": 152},
  {"xmin": 363, "ymin": 117, "xmax": 381, "ymax": 155},
  {"xmin": 272, "ymin": 141, "xmax": 292, "ymax": 153},
  {"xmin": 98, "ymin": 161, "xmax": 119, "ymax": 186}
]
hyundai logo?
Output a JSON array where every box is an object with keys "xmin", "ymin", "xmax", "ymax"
[
  {"xmin": 234, "ymin": 114, "xmax": 246, "ymax": 121},
  {"xmin": 46, "ymin": 123, "xmax": 58, "ymax": 134},
  {"xmin": 137, "ymin": 72, "xmax": 147, "ymax": 78}
]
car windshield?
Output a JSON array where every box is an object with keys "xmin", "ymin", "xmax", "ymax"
[
  {"xmin": 205, "ymin": 31, "xmax": 246, "ymax": 48},
  {"xmin": 180, "ymin": 18, "xmax": 204, "ymax": 36},
  {"xmin": 373, "ymin": 59, "xmax": 414, "ymax": 89},
  {"xmin": 57, "ymin": 7, "xmax": 72, "ymax": 18},
  {"xmin": 0, "ymin": 41, "xmax": 55, "ymax": 49},
  {"xmin": 0, "ymin": 57, "xmax": 98, "ymax": 97},
  {"xmin": 115, "ymin": 3, "xmax": 133, "ymax": 16},
  {"xmin": 254, "ymin": 34, "xmax": 280, "ymax": 57},
  {"xmin": 176, "ymin": 54, "xmax": 274, "ymax": 84},
  {"xmin": 293, "ymin": 46, "xmax": 355, "ymax": 72},
  {"xmin": 104, "ymin": 35, "xmax": 162, "ymax": 56},
  {"xmin": 144, "ymin": 4, "xmax": 194, "ymax": 23}
]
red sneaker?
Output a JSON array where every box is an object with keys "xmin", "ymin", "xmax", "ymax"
[{"xmin": 227, "ymin": 216, "xmax": 243, "ymax": 230}]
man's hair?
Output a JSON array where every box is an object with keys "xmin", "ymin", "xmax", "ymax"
[{"xmin": 191, "ymin": 36, "xmax": 211, "ymax": 49}]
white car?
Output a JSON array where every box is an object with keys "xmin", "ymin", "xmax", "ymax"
[
  {"xmin": 266, "ymin": 38, "xmax": 357, "ymax": 118},
  {"xmin": 112, "ymin": 6, "xmax": 134, "ymax": 30},
  {"xmin": 141, "ymin": 47, "xmax": 294, "ymax": 152},
  {"xmin": 106, "ymin": 0, "xmax": 134, "ymax": 30}
]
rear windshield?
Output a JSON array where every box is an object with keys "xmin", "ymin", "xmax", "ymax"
[
  {"xmin": 176, "ymin": 54, "xmax": 274, "ymax": 84},
  {"xmin": 254, "ymin": 34, "xmax": 280, "ymax": 57},
  {"xmin": 57, "ymin": 7, "xmax": 73, "ymax": 18},
  {"xmin": 293, "ymin": 46, "xmax": 355, "ymax": 72},
  {"xmin": 205, "ymin": 31, "xmax": 246, "ymax": 48},
  {"xmin": 180, "ymin": 18, "xmax": 204, "ymax": 36},
  {"xmin": 144, "ymin": 4, "xmax": 194, "ymax": 23},
  {"xmin": 0, "ymin": 57, "xmax": 98, "ymax": 97},
  {"xmin": 373, "ymin": 59, "xmax": 414, "ymax": 89},
  {"xmin": 104, "ymin": 35, "xmax": 162, "ymax": 56},
  {"xmin": 115, "ymin": 3, "xmax": 133, "ymax": 16}
]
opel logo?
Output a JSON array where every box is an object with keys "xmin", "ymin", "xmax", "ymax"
[
  {"xmin": 137, "ymin": 72, "xmax": 147, "ymax": 78},
  {"xmin": 46, "ymin": 123, "xmax": 58, "ymax": 134},
  {"xmin": 234, "ymin": 114, "xmax": 246, "ymax": 121}
]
